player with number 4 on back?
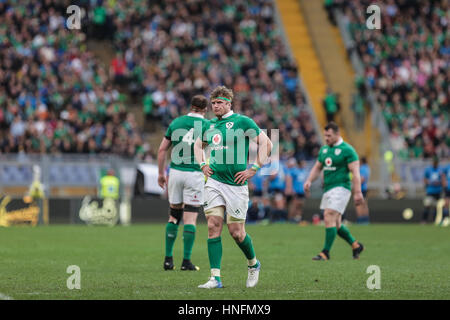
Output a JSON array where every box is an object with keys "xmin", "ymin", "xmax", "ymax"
[{"xmin": 158, "ymin": 95, "xmax": 211, "ymax": 272}]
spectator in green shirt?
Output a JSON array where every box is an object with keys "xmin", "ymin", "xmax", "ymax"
[{"xmin": 323, "ymin": 89, "xmax": 339, "ymax": 123}]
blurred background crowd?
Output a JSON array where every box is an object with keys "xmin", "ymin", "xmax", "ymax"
[
  {"xmin": 329, "ymin": 0, "xmax": 449, "ymax": 159},
  {"xmin": 0, "ymin": 0, "xmax": 321, "ymax": 163},
  {"xmin": 0, "ymin": 0, "xmax": 447, "ymax": 206},
  {"xmin": 0, "ymin": 0, "xmax": 146, "ymax": 158}
]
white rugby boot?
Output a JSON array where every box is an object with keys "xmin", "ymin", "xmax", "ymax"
[
  {"xmin": 246, "ymin": 260, "xmax": 261, "ymax": 288},
  {"xmin": 198, "ymin": 277, "xmax": 223, "ymax": 289}
]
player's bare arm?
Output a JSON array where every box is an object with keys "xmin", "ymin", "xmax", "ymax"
[
  {"xmin": 234, "ymin": 131, "xmax": 272, "ymax": 185},
  {"xmin": 348, "ymin": 160, "xmax": 364, "ymax": 206},
  {"xmin": 254, "ymin": 130, "xmax": 273, "ymax": 168},
  {"xmin": 304, "ymin": 160, "xmax": 323, "ymax": 194},
  {"xmin": 157, "ymin": 137, "xmax": 172, "ymax": 188},
  {"xmin": 194, "ymin": 137, "xmax": 213, "ymax": 177}
]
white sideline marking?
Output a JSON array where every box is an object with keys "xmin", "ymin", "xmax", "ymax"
[{"xmin": 0, "ymin": 292, "xmax": 13, "ymax": 300}]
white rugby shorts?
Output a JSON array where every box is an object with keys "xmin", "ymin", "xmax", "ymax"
[
  {"xmin": 168, "ymin": 168, "xmax": 204, "ymax": 205},
  {"xmin": 203, "ymin": 177, "xmax": 249, "ymax": 221},
  {"xmin": 320, "ymin": 186, "xmax": 352, "ymax": 214}
]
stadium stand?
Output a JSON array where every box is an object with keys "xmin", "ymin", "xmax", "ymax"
[
  {"xmin": 0, "ymin": 0, "xmax": 322, "ymax": 202},
  {"xmin": 0, "ymin": 0, "xmax": 320, "ymax": 162},
  {"xmin": 92, "ymin": 0, "xmax": 321, "ymax": 161},
  {"xmin": 0, "ymin": 0, "xmax": 146, "ymax": 159},
  {"xmin": 0, "ymin": 0, "xmax": 446, "ymax": 220},
  {"xmin": 6, "ymin": 1, "xmax": 445, "ymax": 200},
  {"xmin": 334, "ymin": 0, "xmax": 449, "ymax": 160}
]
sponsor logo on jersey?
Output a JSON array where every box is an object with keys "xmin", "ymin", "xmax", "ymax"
[
  {"xmin": 210, "ymin": 146, "xmax": 229, "ymax": 151},
  {"xmin": 324, "ymin": 157, "xmax": 336, "ymax": 171},
  {"xmin": 323, "ymin": 148, "xmax": 328, "ymax": 154},
  {"xmin": 335, "ymin": 149, "xmax": 341, "ymax": 156},
  {"xmin": 226, "ymin": 122, "xmax": 234, "ymax": 129},
  {"xmin": 212, "ymin": 134, "xmax": 222, "ymax": 145}
]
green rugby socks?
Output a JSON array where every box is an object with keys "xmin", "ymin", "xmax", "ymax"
[
  {"xmin": 323, "ymin": 227, "xmax": 337, "ymax": 253},
  {"xmin": 183, "ymin": 224, "xmax": 196, "ymax": 260},
  {"xmin": 237, "ymin": 234, "xmax": 258, "ymax": 268},
  {"xmin": 208, "ymin": 237, "xmax": 222, "ymax": 281},
  {"xmin": 236, "ymin": 233, "xmax": 258, "ymax": 268},
  {"xmin": 165, "ymin": 222, "xmax": 178, "ymax": 257},
  {"xmin": 337, "ymin": 225, "xmax": 356, "ymax": 246}
]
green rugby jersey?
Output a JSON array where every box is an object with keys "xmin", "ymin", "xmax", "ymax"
[
  {"xmin": 317, "ymin": 139, "xmax": 359, "ymax": 192},
  {"xmin": 204, "ymin": 111, "xmax": 261, "ymax": 186},
  {"xmin": 165, "ymin": 113, "xmax": 210, "ymax": 172}
]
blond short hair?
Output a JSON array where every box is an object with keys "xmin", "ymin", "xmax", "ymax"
[{"xmin": 210, "ymin": 86, "xmax": 233, "ymax": 102}]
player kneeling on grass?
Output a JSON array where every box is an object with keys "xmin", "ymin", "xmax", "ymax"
[
  {"xmin": 194, "ymin": 86, "xmax": 272, "ymax": 289},
  {"xmin": 158, "ymin": 95, "xmax": 211, "ymax": 271},
  {"xmin": 304, "ymin": 122, "xmax": 364, "ymax": 261}
]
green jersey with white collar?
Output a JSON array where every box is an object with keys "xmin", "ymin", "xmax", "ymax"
[{"xmin": 317, "ymin": 139, "xmax": 359, "ymax": 192}]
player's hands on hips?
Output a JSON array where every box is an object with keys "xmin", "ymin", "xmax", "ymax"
[
  {"xmin": 158, "ymin": 174, "xmax": 167, "ymax": 189},
  {"xmin": 202, "ymin": 165, "xmax": 213, "ymax": 177},
  {"xmin": 353, "ymin": 191, "xmax": 364, "ymax": 206},
  {"xmin": 303, "ymin": 180, "xmax": 312, "ymax": 194},
  {"xmin": 234, "ymin": 169, "xmax": 256, "ymax": 185}
]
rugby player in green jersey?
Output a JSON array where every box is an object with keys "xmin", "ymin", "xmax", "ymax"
[
  {"xmin": 158, "ymin": 95, "xmax": 210, "ymax": 271},
  {"xmin": 304, "ymin": 122, "xmax": 364, "ymax": 260},
  {"xmin": 194, "ymin": 86, "xmax": 273, "ymax": 288}
]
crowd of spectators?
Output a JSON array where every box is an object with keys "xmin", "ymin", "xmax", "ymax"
[
  {"xmin": 0, "ymin": 0, "xmax": 148, "ymax": 158},
  {"xmin": 0, "ymin": 0, "xmax": 322, "ymax": 162},
  {"xmin": 91, "ymin": 0, "xmax": 321, "ymax": 161},
  {"xmin": 332, "ymin": 0, "xmax": 449, "ymax": 160}
]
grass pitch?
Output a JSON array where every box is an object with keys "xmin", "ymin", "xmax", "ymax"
[{"xmin": 0, "ymin": 223, "xmax": 449, "ymax": 300}]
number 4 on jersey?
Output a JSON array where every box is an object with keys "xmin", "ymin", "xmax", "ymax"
[{"xmin": 182, "ymin": 128, "xmax": 195, "ymax": 145}]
